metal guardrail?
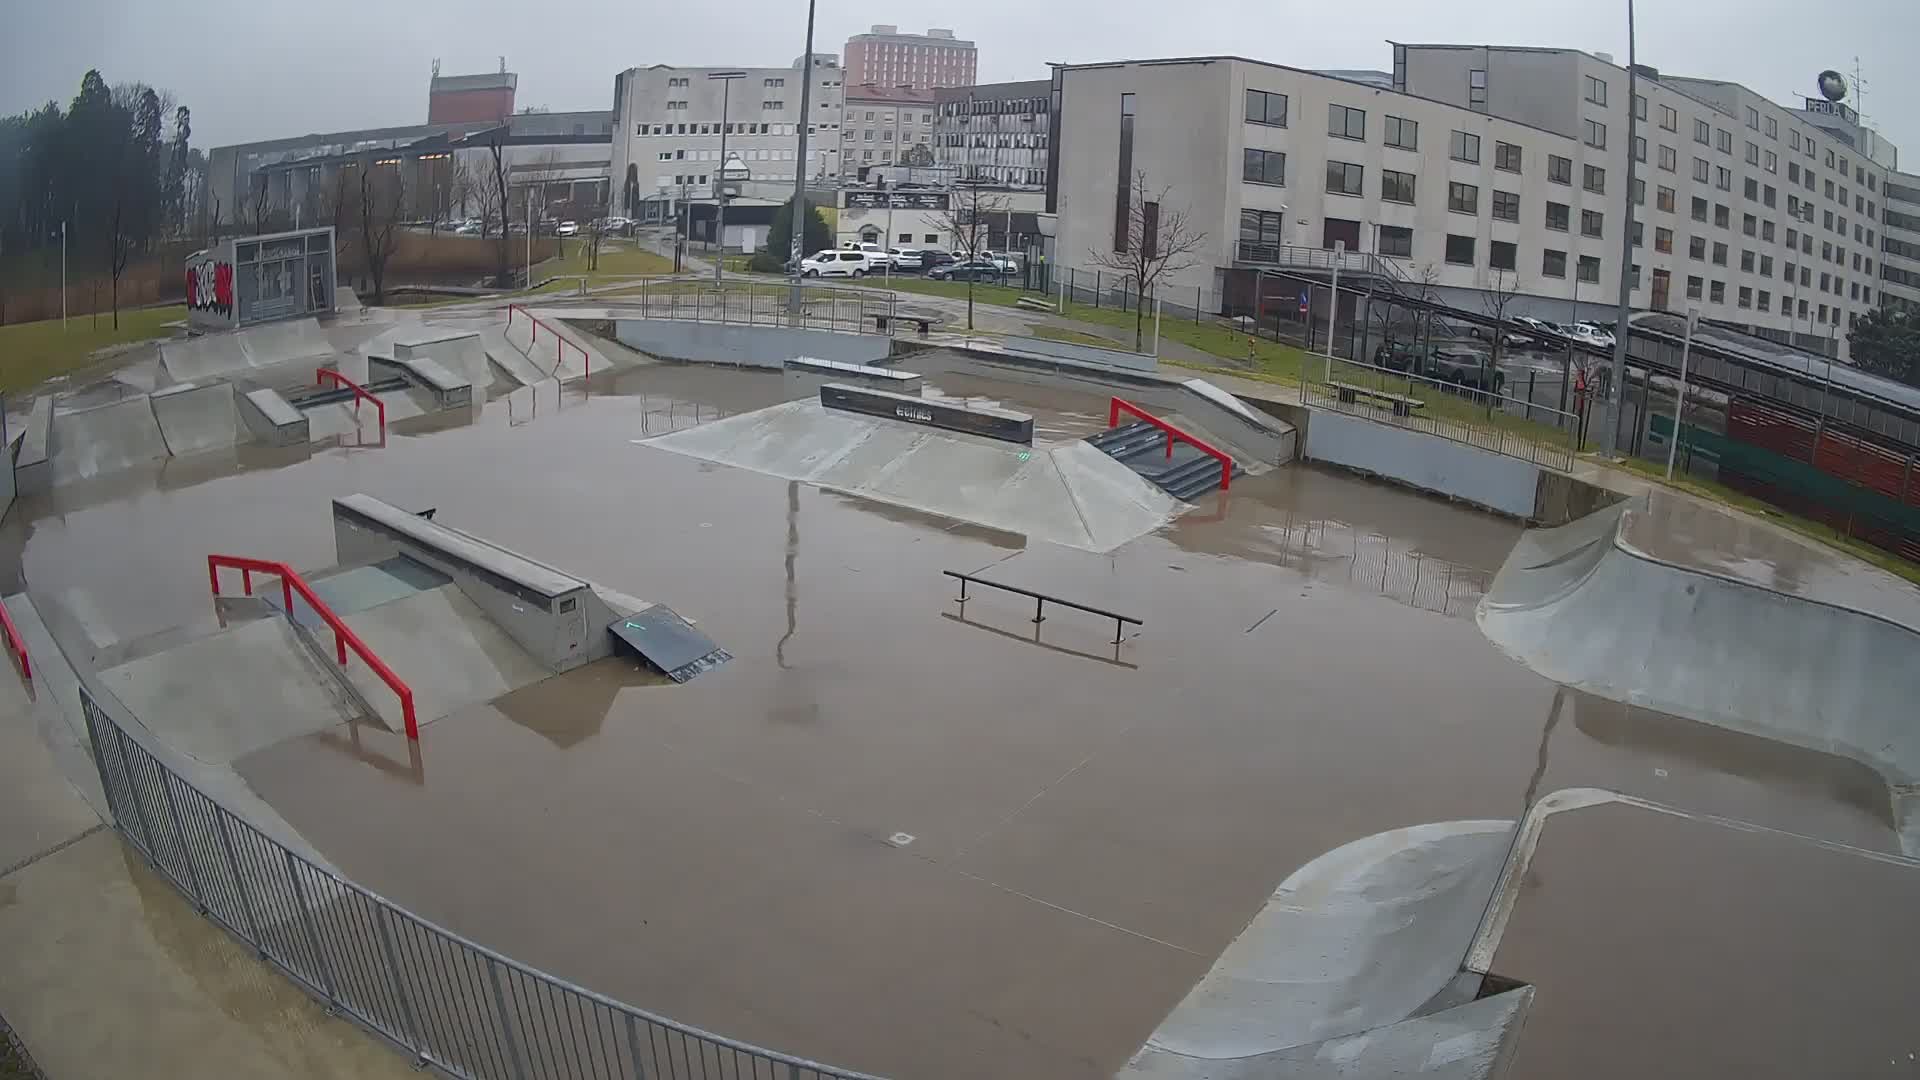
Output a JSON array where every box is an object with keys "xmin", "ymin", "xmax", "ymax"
[
  {"xmin": 316, "ymin": 368, "xmax": 388, "ymax": 435},
  {"xmin": 506, "ymin": 303, "xmax": 592, "ymax": 380},
  {"xmin": 77, "ymin": 682, "xmax": 877, "ymax": 1080},
  {"xmin": 1299, "ymin": 355, "xmax": 1582, "ymax": 471},
  {"xmin": 606, "ymin": 280, "xmax": 902, "ymax": 337},
  {"xmin": 943, "ymin": 570, "xmax": 1142, "ymax": 644}
]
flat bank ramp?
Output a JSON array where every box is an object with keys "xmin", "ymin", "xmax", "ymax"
[
  {"xmin": 1479, "ymin": 496, "xmax": 1920, "ymax": 834},
  {"xmin": 150, "ymin": 381, "xmax": 243, "ymax": 456},
  {"xmin": 1120, "ymin": 820, "xmax": 1516, "ymax": 1078},
  {"xmin": 50, "ymin": 397, "xmax": 169, "ymax": 483},
  {"xmin": 645, "ymin": 399, "xmax": 1182, "ymax": 552},
  {"xmin": 337, "ymin": 584, "xmax": 549, "ymax": 728},
  {"xmin": 159, "ymin": 317, "xmax": 332, "ymax": 383}
]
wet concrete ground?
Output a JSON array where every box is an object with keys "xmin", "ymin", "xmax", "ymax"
[{"xmin": 1, "ymin": 359, "xmax": 1904, "ymax": 1079}]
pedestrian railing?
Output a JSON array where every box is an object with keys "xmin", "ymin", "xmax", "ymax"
[
  {"xmin": 1260, "ymin": 515, "xmax": 1496, "ymax": 619},
  {"xmin": 77, "ymin": 676, "xmax": 879, "ymax": 1080},
  {"xmin": 1297, "ymin": 355, "xmax": 1581, "ymax": 471},
  {"xmin": 604, "ymin": 280, "xmax": 901, "ymax": 337}
]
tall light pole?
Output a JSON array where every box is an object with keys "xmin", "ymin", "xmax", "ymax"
[
  {"xmin": 788, "ymin": 0, "xmax": 818, "ymax": 322},
  {"xmin": 1599, "ymin": 0, "xmax": 1639, "ymax": 457},
  {"xmin": 710, "ymin": 70, "xmax": 746, "ymax": 284},
  {"xmin": 61, "ymin": 220, "xmax": 68, "ymax": 332}
]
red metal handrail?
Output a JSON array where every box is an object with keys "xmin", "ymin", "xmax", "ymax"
[
  {"xmin": 316, "ymin": 368, "xmax": 387, "ymax": 435},
  {"xmin": 1108, "ymin": 397, "xmax": 1234, "ymax": 492},
  {"xmin": 505, "ymin": 303, "xmax": 591, "ymax": 381},
  {"xmin": 207, "ymin": 554, "xmax": 419, "ymax": 739},
  {"xmin": 0, "ymin": 599, "xmax": 30, "ymax": 682}
]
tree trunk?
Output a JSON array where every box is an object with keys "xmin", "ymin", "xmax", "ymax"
[{"xmin": 1134, "ymin": 282, "xmax": 1145, "ymax": 351}]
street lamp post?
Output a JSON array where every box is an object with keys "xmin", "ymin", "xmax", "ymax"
[
  {"xmin": 1600, "ymin": 0, "xmax": 1640, "ymax": 456},
  {"xmin": 788, "ymin": 0, "xmax": 818, "ymax": 322},
  {"xmin": 710, "ymin": 71, "xmax": 746, "ymax": 284}
]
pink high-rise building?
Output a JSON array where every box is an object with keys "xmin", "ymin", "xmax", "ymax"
[{"xmin": 842, "ymin": 25, "xmax": 976, "ymax": 92}]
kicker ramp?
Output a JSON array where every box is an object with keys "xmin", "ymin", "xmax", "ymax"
[
  {"xmin": 331, "ymin": 494, "xmax": 647, "ymax": 675},
  {"xmin": 49, "ymin": 397, "xmax": 169, "ymax": 483},
  {"xmin": 150, "ymin": 381, "xmax": 246, "ymax": 457},
  {"xmin": 158, "ymin": 317, "xmax": 332, "ymax": 384}
]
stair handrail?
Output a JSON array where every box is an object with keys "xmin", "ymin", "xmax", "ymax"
[
  {"xmin": 206, "ymin": 554, "xmax": 419, "ymax": 739},
  {"xmin": 315, "ymin": 368, "xmax": 387, "ymax": 435},
  {"xmin": 0, "ymin": 599, "xmax": 29, "ymax": 681},
  {"xmin": 505, "ymin": 303, "xmax": 591, "ymax": 380},
  {"xmin": 1108, "ymin": 397, "xmax": 1234, "ymax": 492}
]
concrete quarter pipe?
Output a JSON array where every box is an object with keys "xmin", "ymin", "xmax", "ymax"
[{"xmin": 1478, "ymin": 492, "xmax": 1920, "ymax": 852}]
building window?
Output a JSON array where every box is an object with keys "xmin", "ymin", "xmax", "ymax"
[
  {"xmin": 1582, "ymin": 209, "xmax": 1605, "ymax": 238},
  {"xmin": 1634, "ymin": 94, "xmax": 1648, "ymax": 120},
  {"xmin": 1691, "ymin": 196, "xmax": 1708, "ymax": 222},
  {"xmin": 1791, "ymin": 129, "xmax": 1802, "ymax": 151},
  {"xmin": 1633, "ymin": 136, "xmax": 1647, "ymax": 163},
  {"xmin": 1765, "ymin": 150, "xmax": 1778, "ymax": 174},
  {"xmin": 1448, "ymin": 182, "xmax": 1479, "ymax": 215},
  {"xmin": 1657, "ymin": 186, "xmax": 1675, "ymax": 212},
  {"xmin": 1658, "ymin": 145, "xmax": 1677, "ymax": 172},
  {"xmin": 1542, "ymin": 249, "xmax": 1567, "ymax": 278},
  {"xmin": 1378, "ymin": 225, "xmax": 1413, "ymax": 257},
  {"xmin": 1741, "ymin": 249, "xmax": 1756, "ymax": 272},
  {"xmin": 1492, "ymin": 189, "xmax": 1520, "ymax": 222},
  {"xmin": 1243, "ymin": 148, "xmax": 1286, "ymax": 186},
  {"xmin": 1715, "ymin": 166, "xmax": 1732, "ymax": 191},
  {"xmin": 1245, "ymin": 88, "xmax": 1288, "ymax": 127},
  {"xmin": 1694, "ymin": 157, "xmax": 1710, "ymax": 183},
  {"xmin": 1760, "ymin": 254, "xmax": 1773, "ymax": 275},
  {"xmin": 1584, "ymin": 119, "xmax": 1606, "ymax": 149},
  {"xmin": 1715, "ymin": 204, "xmax": 1730, "ymax": 229},
  {"xmin": 1239, "ymin": 208, "xmax": 1285, "ymax": 248},
  {"xmin": 1445, "ymin": 234, "xmax": 1476, "ymax": 265},
  {"xmin": 1325, "ymin": 160, "xmax": 1364, "ymax": 196},
  {"xmin": 1687, "ymin": 274, "xmax": 1704, "ymax": 300},
  {"xmin": 1743, "ymin": 177, "xmax": 1759, "ymax": 201},
  {"xmin": 1384, "ymin": 115, "xmax": 1417, "ymax": 150},
  {"xmin": 1711, "ymin": 281, "xmax": 1726, "ymax": 303},
  {"xmin": 1494, "ymin": 141, "xmax": 1521, "ymax": 173},
  {"xmin": 1578, "ymin": 255, "xmax": 1601, "ymax": 283},
  {"xmin": 1745, "ymin": 141, "xmax": 1760, "ymax": 166},
  {"xmin": 1631, "ymin": 220, "xmax": 1644, "ymax": 247},
  {"xmin": 1695, "ymin": 118, "xmax": 1711, "ymax": 145},
  {"xmin": 1491, "ymin": 240, "xmax": 1517, "ymax": 271},
  {"xmin": 1690, "ymin": 236, "xmax": 1707, "ymax": 260},
  {"xmin": 1766, "ymin": 116, "xmax": 1778, "ymax": 139},
  {"xmin": 1381, "ymin": 169, "xmax": 1416, "ymax": 204},
  {"xmin": 1468, "ymin": 69, "xmax": 1487, "ymax": 111},
  {"xmin": 1328, "ymin": 103, "xmax": 1366, "ymax": 140},
  {"xmin": 1789, "ymin": 161, "xmax": 1800, "ymax": 183},
  {"xmin": 1659, "ymin": 104, "xmax": 1677, "ymax": 131},
  {"xmin": 1546, "ymin": 202, "xmax": 1570, "ymax": 231},
  {"xmin": 1585, "ymin": 75, "xmax": 1608, "ymax": 105},
  {"xmin": 1758, "ymin": 290, "xmax": 1771, "ymax": 312},
  {"xmin": 1114, "ymin": 93, "xmax": 1135, "ymax": 253},
  {"xmin": 1548, "ymin": 155, "xmax": 1572, "ymax": 185},
  {"xmin": 1712, "ymin": 241, "xmax": 1728, "ymax": 266},
  {"xmin": 1450, "ymin": 130, "xmax": 1480, "ymax": 163},
  {"xmin": 1744, "ymin": 105, "xmax": 1760, "ymax": 130},
  {"xmin": 1716, "ymin": 129, "xmax": 1732, "ymax": 154},
  {"xmin": 1742, "ymin": 213, "xmax": 1757, "ymax": 236},
  {"xmin": 1583, "ymin": 164, "xmax": 1606, "ymax": 194}
]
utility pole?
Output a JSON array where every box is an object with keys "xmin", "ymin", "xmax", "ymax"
[
  {"xmin": 788, "ymin": 0, "xmax": 818, "ymax": 323},
  {"xmin": 1600, "ymin": 0, "xmax": 1640, "ymax": 457},
  {"xmin": 61, "ymin": 220, "xmax": 68, "ymax": 332},
  {"xmin": 710, "ymin": 71, "xmax": 745, "ymax": 284}
]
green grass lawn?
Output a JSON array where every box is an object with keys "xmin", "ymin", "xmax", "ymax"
[
  {"xmin": 538, "ymin": 240, "xmax": 675, "ymax": 281},
  {"xmin": 1030, "ymin": 325, "xmax": 1129, "ymax": 348},
  {"xmin": 0, "ymin": 306, "xmax": 184, "ymax": 394}
]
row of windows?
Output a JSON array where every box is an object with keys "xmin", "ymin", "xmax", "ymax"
[
  {"xmin": 637, "ymin": 122, "xmax": 801, "ymax": 137},
  {"xmin": 937, "ymin": 97, "xmax": 1045, "ymax": 116}
]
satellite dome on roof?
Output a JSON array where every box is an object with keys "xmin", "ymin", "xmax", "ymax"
[{"xmin": 1817, "ymin": 69, "xmax": 1848, "ymax": 102}]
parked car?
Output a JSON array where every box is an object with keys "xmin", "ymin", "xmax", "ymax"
[
  {"xmin": 918, "ymin": 249, "xmax": 956, "ymax": 269},
  {"xmin": 1371, "ymin": 340, "xmax": 1506, "ymax": 394},
  {"xmin": 980, "ymin": 250, "xmax": 1022, "ymax": 273},
  {"xmin": 927, "ymin": 259, "xmax": 1008, "ymax": 282},
  {"xmin": 555, "ymin": 220, "xmax": 580, "ymax": 237},
  {"xmin": 1471, "ymin": 322, "xmax": 1535, "ymax": 350},
  {"xmin": 453, "ymin": 220, "xmax": 482, "ymax": 236},
  {"xmin": 888, "ymin": 248, "xmax": 926, "ymax": 271},
  {"xmin": 841, "ymin": 241, "xmax": 895, "ymax": 265},
  {"xmin": 1570, "ymin": 322, "xmax": 1617, "ymax": 349},
  {"xmin": 1511, "ymin": 316, "xmax": 1564, "ymax": 340},
  {"xmin": 800, "ymin": 249, "xmax": 874, "ymax": 278}
]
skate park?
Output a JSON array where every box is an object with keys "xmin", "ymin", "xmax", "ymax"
[{"xmin": 2, "ymin": 280, "xmax": 1919, "ymax": 1080}]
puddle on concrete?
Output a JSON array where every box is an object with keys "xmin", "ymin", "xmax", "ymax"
[{"xmin": 2, "ymin": 357, "xmax": 1903, "ymax": 1079}]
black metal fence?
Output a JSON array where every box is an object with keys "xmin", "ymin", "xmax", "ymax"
[{"xmin": 79, "ymin": 682, "xmax": 877, "ymax": 1080}]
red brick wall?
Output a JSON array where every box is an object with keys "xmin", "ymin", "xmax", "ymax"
[{"xmin": 429, "ymin": 88, "xmax": 515, "ymax": 124}]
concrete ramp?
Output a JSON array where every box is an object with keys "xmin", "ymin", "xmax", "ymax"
[
  {"xmin": 644, "ymin": 399, "xmax": 1183, "ymax": 552},
  {"xmin": 336, "ymin": 584, "xmax": 550, "ymax": 728},
  {"xmin": 150, "ymin": 381, "xmax": 245, "ymax": 457},
  {"xmin": 502, "ymin": 312, "xmax": 600, "ymax": 382},
  {"xmin": 50, "ymin": 397, "xmax": 169, "ymax": 483},
  {"xmin": 479, "ymin": 327, "xmax": 550, "ymax": 389},
  {"xmin": 158, "ymin": 317, "xmax": 332, "ymax": 384},
  {"xmin": 1122, "ymin": 820, "xmax": 1513, "ymax": 1075},
  {"xmin": 1478, "ymin": 494, "xmax": 1920, "ymax": 852}
]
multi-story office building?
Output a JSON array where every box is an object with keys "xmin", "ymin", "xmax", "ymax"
[
  {"xmin": 839, "ymin": 85, "xmax": 936, "ymax": 181},
  {"xmin": 608, "ymin": 58, "xmax": 845, "ymax": 224},
  {"xmin": 934, "ymin": 80, "xmax": 1052, "ymax": 188},
  {"xmin": 1877, "ymin": 170, "xmax": 1920, "ymax": 314},
  {"xmin": 842, "ymin": 26, "xmax": 976, "ymax": 91},
  {"xmin": 1393, "ymin": 44, "xmax": 1896, "ymax": 359}
]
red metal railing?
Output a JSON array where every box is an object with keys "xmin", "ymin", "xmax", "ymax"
[
  {"xmin": 207, "ymin": 554, "xmax": 419, "ymax": 739},
  {"xmin": 1109, "ymin": 397, "xmax": 1234, "ymax": 492},
  {"xmin": 316, "ymin": 368, "xmax": 387, "ymax": 435},
  {"xmin": 0, "ymin": 600, "xmax": 30, "ymax": 682},
  {"xmin": 505, "ymin": 304, "xmax": 591, "ymax": 380}
]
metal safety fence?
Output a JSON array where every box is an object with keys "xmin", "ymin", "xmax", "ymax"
[
  {"xmin": 77, "ymin": 682, "xmax": 877, "ymax": 1080},
  {"xmin": 602, "ymin": 280, "xmax": 900, "ymax": 337},
  {"xmin": 1263, "ymin": 514, "xmax": 1495, "ymax": 619},
  {"xmin": 1301, "ymin": 355, "xmax": 1582, "ymax": 471}
]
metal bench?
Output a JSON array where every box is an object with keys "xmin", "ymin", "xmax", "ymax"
[
  {"xmin": 869, "ymin": 312, "xmax": 935, "ymax": 335},
  {"xmin": 1327, "ymin": 380, "xmax": 1426, "ymax": 418},
  {"xmin": 1014, "ymin": 295, "xmax": 1058, "ymax": 313}
]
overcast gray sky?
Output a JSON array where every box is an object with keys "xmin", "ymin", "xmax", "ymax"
[{"xmin": 4, "ymin": 0, "xmax": 1916, "ymax": 160}]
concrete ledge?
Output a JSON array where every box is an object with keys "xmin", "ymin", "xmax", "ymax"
[
  {"xmin": 783, "ymin": 356, "xmax": 921, "ymax": 388},
  {"xmin": 819, "ymin": 383, "xmax": 1034, "ymax": 444},
  {"xmin": 613, "ymin": 318, "xmax": 891, "ymax": 369},
  {"xmin": 1002, "ymin": 334, "xmax": 1158, "ymax": 372},
  {"xmin": 378, "ymin": 353, "xmax": 473, "ymax": 410},
  {"xmin": 14, "ymin": 395, "xmax": 53, "ymax": 495},
  {"xmin": 237, "ymin": 388, "xmax": 309, "ymax": 447}
]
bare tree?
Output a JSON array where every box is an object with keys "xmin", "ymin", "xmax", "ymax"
[
  {"xmin": 1085, "ymin": 170, "xmax": 1208, "ymax": 350},
  {"xmin": 357, "ymin": 161, "xmax": 406, "ymax": 305},
  {"xmin": 483, "ymin": 136, "xmax": 513, "ymax": 285},
  {"xmin": 449, "ymin": 159, "xmax": 476, "ymax": 224},
  {"xmin": 930, "ymin": 183, "xmax": 1010, "ymax": 331},
  {"xmin": 1476, "ymin": 268, "xmax": 1524, "ymax": 404}
]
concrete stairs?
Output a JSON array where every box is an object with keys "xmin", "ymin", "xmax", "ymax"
[{"xmin": 1087, "ymin": 420, "xmax": 1242, "ymax": 501}]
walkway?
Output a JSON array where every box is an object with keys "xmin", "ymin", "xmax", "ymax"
[{"xmin": 0, "ymin": 667, "xmax": 415, "ymax": 1078}]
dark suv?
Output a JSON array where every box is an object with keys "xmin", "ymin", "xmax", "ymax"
[{"xmin": 1372, "ymin": 340, "xmax": 1505, "ymax": 394}]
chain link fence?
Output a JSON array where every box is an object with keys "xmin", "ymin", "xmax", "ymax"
[
  {"xmin": 77, "ymin": 679, "xmax": 877, "ymax": 1080},
  {"xmin": 601, "ymin": 280, "xmax": 902, "ymax": 336}
]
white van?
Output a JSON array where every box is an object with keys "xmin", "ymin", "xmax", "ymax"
[{"xmin": 801, "ymin": 249, "xmax": 875, "ymax": 278}]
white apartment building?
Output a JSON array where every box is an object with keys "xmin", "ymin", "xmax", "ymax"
[
  {"xmin": 608, "ymin": 59, "xmax": 845, "ymax": 224},
  {"xmin": 1394, "ymin": 44, "xmax": 1897, "ymax": 360},
  {"xmin": 1879, "ymin": 170, "xmax": 1920, "ymax": 313},
  {"xmin": 1050, "ymin": 57, "xmax": 1621, "ymax": 323},
  {"xmin": 842, "ymin": 26, "xmax": 976, "ymax": 92},
  {"xmin": 839, "ymin": 86, "xmax": 936, "ymax": 181}
]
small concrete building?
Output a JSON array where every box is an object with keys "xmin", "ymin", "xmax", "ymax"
[{"xmin": 185, "ymin": 227, "xmax": 336, "ymax": 332}]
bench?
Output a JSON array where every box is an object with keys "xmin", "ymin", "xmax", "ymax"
[
  {"xmin": 869, "ymin": 312, "xmax": 935, "ymax": 336},
  {"xmin": 1015, "ymin": 295, "xmax": 1058, "ymax": 313},
  {"xmin": 1327, "ymin": 380, "xmax": 1426, "ymax": 418}
]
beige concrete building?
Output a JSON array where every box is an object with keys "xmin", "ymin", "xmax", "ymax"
[
  {"xmin": 1880, "ymin": 170, "xmax": 1920, "ymax": 314},
  {"xmin": 839, "ymin": 85, "xmax": 936, "ymax": 181}
]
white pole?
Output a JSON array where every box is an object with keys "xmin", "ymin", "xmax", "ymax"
[
  {"xmin": 1152, "ymin": 297, "xmax": 1162, "ymax": 356},
  {"xmin": 61, "ymin": 221, "xmax": 68, "ymax": 332},
  {"xmin": 885, "ymin": 197, "xmax": 894, "ymax": 286},
  {"xmin": 1665, "ymin": 307, "xmax": 1698, "ymax": 480},
  {"xmin": 526, "ymin": 190, "xmax": 532, "ymax": 288},
  {"xmin": 1325, "ymin": 239, "xmax": 1345, "ymax": 380}
]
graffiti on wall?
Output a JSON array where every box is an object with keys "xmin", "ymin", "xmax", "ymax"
[{"xmin": 186, "ymin": 259, "xmax": 235, "ymax": 317}]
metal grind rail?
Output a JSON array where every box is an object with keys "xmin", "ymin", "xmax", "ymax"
[
  {"xmin": 1108, "ymin": 397, "xmax": 1235, "ymax": 492},
  {"xmin": 944, "ymin": 570, "xmax": 1143, "ymax": 644},
  {"xmin": 0, "ymin": 598, "xmax": 29, "ymax": 681},
  {"xmin": 206, "ymin": 554, "xmax": 419, "ymax": 740},
  {"xmin": 504, "ymin": 303, "xmax": 592, "ymax": 380},
  {"xmin": 316, "ymin": 368, "xmax": 388, "ymax": 435}
]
